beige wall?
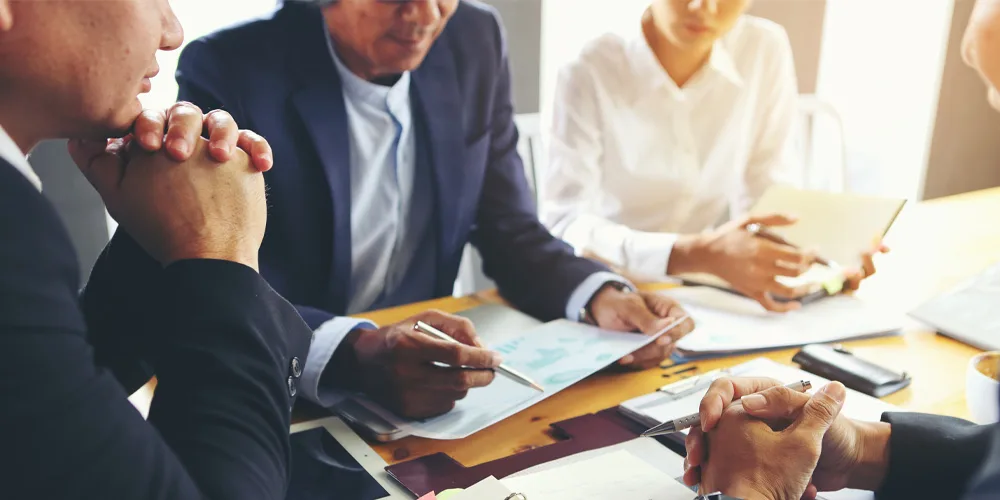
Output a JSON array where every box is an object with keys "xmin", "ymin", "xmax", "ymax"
[
  {"xmin": 748, "ymin": 0, "xmax": 826, "ymax": 94},
  {"xmin": 922, "ymin": 0, "xmax": 1000, "ymax": 200}
]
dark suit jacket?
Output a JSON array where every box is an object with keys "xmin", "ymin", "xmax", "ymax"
[
  {"xmin": 0, "ymin": 157, "xmax": 312, "ymax": 499},
  {"xmin": 878, "ymin": 413, "xmax": 996, "ymax": 499},
  {"xmin": 173, "ymin": 1, "xmax": 607, "ymax": 331}
]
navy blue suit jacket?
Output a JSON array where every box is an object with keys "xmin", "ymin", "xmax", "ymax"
[
  {"xmin": 0, "ymin": 157, "xmax": 312, "ymax": 499},
  {"xmin": 174, "ymin": 1, "xmax": 607, "ymax": 329}
]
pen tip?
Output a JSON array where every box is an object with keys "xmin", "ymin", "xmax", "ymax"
[{"xmin": 531, "ymin": 382, "xmax": 545, "ymax": 392}]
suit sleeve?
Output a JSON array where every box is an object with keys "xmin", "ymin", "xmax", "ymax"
[
  {"xmin": 176, "ymin": 39, "xmax": 371, "ymax": 406},
  {"xmin": 469, "ymin": 14, "xmax": 610, "ymax": 321},
  {"xmin": 0, "ymin": 167, "xmax": 312, "ymax": 499},
  {"xmin": 877, "ymin": 412, "xmax": 994, "ymax": 500}
]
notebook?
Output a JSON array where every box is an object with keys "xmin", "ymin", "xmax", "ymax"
[
  {"xmin": 664, "ymin": 287, "xmax": 902, "ymax": 359},
  {"xmin": 910, "ymin": 261, "xmax": 1000, "ymax": 351},
  {"xmin": 678, "ymin": 185, "xmax": 906, "ymax": 300}
]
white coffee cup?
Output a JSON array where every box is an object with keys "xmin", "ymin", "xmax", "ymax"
[{"xmin": 966, "ymin": 351, "xmax": 1000, "ymax": 424}]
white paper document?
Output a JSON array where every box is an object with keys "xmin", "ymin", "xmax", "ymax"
[
  {"xmin": 447, "ymin": 476, "xmax": 512, "ymax": 500},
  {"xmin": 356, "ymin": 318, "xmax": 681, "ymax": 440},
  {"xmin": 665, "ymin": 287, "xmax": 902, "ymax": 357},
  {"xmin": 503, "ymin": 450, "xmax": 695, "ymax": 500},
  {"xmin": 910, "ymin": 260, "xmax": 1000, "ymax": 351}
]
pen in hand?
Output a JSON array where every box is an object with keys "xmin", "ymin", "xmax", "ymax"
[
  {"xmin": 413, "ymin": 321, "xmax": 545, "ymax": 392},
  {"xmin": 641, "ymin": 379, "xmax": 812, "ymax": 437}
]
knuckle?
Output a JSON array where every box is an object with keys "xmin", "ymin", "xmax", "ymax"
[
  {"xmin": 456, "ymin": 371, "xmax": 475, "ymax": 390},
  {"xmin": 447, "ymin": 343, "xmax": 467, "ymax": 365}
]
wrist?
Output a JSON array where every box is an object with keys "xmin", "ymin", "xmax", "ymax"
[
  {"xmin": 668, "ymin": 234, "xmax": 709, "ymax": 275},
  {"xmin": 846, "ymin": 420, "xmax": 892, "ymax": 491},
  {"xmin": 324, "ymin": 327, "xmax": 372, "ymax": 392}
]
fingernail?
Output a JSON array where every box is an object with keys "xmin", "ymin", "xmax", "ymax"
[
  {"xmin": 741, "ymin": 394, "xmax": 767, "ymax": 411},
  {"xmin": 821, "ymin": 382, "xmax": 846, "ymax": 404},
  {"xmin": 490, "ymin": 352, "xmax": 504, "ymax": 368},
  {"xmin": 169, "ymin": 138, "xmax": 189, "ymax": 156},
  {"xmin": 620, "ymin": 355, "xmax": 634, "ymax": 365},
  {"xmin": 210, "ymin": 140, "xmax": 230, "ymax": 156},
  {"xmin": 143, "ymin": 133, "xmax": 160, "ymax": 148},
  {"xmin": 657, "ymin": 336, "xmax": 672, "ymax": 346}
]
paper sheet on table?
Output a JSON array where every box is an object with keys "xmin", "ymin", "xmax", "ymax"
[
  {"xmin": 355, "ymin": 318, "xmax": 682, "ymax": 440},
  {"xmin": 666, "ymin": 287, "xmax": 902, "ymax": 357},
  {"xmin": 502, "ymin": 450, "xmax": 694, "ymax": 499},
  {"xmin": 444, "ymin": 476, "xmax": 511, "ymax": 500}
]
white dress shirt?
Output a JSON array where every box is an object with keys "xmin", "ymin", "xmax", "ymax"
[
  {"xmin": 0, "ymin": 125, "xmax": 42, "ymax": 191},
  {"xmin": 302, "ymin": 37, "xmax": 630, "ymax": 408},
  {"xmin": 541, "ymin": 16, "xmax": 799, "ymax": 280}
]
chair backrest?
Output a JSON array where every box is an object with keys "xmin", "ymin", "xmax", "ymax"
[
  {"xmin": 796, "ymin": 94, "xmax": 849, "ymax": 192},
  {"xmin": 514, "ymin": 113, "xmax": 543, "ymax": 206},
  {"xmin": 453, "ymin": 113, "xmax": 543, "ymax": 296}
]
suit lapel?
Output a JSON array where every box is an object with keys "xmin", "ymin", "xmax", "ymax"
[
  {"xmin": 285, "ymin": 5, "xmax": 353, "ymax": 313},
  {"xmin": 411, "ymin": 41, "xmax": 466, "ymax": 285}
]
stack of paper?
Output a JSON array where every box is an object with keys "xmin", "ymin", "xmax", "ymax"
[
  {"xmin": 666, "ymin": 287, "xmax": 902, "ymax": 358},
  {"xmin": 503, "ymin": 450, "xmax": 695, "ymax": 500}
]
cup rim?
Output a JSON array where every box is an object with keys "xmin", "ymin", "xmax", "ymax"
[{"xmin": 969, "ymin": 351, "xmax": 1000, "ymax": 385}]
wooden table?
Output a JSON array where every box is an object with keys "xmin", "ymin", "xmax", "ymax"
[{"xmin": 138, "ymin": 188, "xmax": 1000, "ymax": 468}]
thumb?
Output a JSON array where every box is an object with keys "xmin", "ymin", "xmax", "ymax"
[
  {"xmin": 792, "ymin": 382, "xmax": 846, "ymax": 435},
  {"xmin": 744, "ymin": 212, "xmax": 799, "ymax": 228},
  {"xmin": 740, "ymin": 385, "xmax": 812, "ymax": 421}
]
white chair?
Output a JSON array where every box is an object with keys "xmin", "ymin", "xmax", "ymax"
[
  {"xmin": 514, "ymin": 113, "xmax": 544, "ymax": 205},
  {"xmin": 797, "ymin": 94, "xmax": 850, "ymax": 192},
  {"xmin": 453, "ymin": 113, "xmax": 543, "ymax": 296}
]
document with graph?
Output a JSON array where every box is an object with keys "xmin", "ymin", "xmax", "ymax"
[{"xmin": 352, "ymin": 319, "xmax": 679, "ymax": 440}]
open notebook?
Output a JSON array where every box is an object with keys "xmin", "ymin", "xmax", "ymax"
[{"xmin": 679, "ymin": 185, "xmax": 906, "ymax": 300}]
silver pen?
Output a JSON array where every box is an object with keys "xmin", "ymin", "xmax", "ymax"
[
  {"xmin": 641, "ymin": 379, "xmax": 812, "ymax": 437},
  {"xmin": 413, "ymin": 321, "xmax": 545, "ymax": 392}
]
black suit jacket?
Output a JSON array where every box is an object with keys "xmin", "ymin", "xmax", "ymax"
[
  {"xmin": 0, "ymin": 158, "xmax": 312, "ymax": 499},
  {"xmin": 878, "ymin": 413, "xmax": 996, "ymax": 499}
]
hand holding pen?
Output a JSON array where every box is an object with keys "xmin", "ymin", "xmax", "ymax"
[{"xmin": 642, "ymin": 379, "xmax": 812, "ymax": 437}]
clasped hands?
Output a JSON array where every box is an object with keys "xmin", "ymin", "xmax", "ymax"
[
  {"xmin": 683, "ymin": 377, "xmax": 891, "ymax": 500},
  {"xmin": 69, "ymin": 102, "xmax": 274, "ymax": 271}
]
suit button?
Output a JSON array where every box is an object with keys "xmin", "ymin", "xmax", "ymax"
[
  {"xmin": 290, "ymin": 357, "xmax": 303, "ymax": 378},
  {"xmin": 287, "ymin": 376, "xmax": 297, "ymax": 398}
]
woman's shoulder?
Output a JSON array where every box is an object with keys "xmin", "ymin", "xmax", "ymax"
[
  {"xmin": 723, "ymin": 16, "xmax": 794, "ymax": 57},
  {"xmin": 560, "ymin": 33, "xmax": 640, "ymax": 91}
]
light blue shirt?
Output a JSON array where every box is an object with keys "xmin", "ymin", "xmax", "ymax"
[{"xmin": 300, "ymin": 41, "xmax": 630, "ymax": 408}]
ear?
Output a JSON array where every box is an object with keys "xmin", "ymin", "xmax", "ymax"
[{"xmin": 0, "ymin": 0, "xmax": 12, "ymax": 32}]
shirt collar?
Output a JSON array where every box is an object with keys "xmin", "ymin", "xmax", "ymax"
[
  {"xmin": 325, "ymin": 26, "xmax": 410, "ymax": 111},
  {"xmin": 628, "ymin": 23, "xmax": 745, "ymax": 96},
  {"xmin": 0, "ymin": 124, "xmax": 41, "ymax": 191}
]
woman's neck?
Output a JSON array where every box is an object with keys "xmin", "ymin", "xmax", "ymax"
[{"xmin": 642, "ymin": 11, "xmax": 713, "ymax": 88}]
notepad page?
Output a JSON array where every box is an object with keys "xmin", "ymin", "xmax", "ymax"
[
  {"xmin": 667, "ymin": 287, "xmax": 902, "ymax": 355},
  {"xmin": 502, "ymin": 450, "xmax": 694, "ymax": 500}
]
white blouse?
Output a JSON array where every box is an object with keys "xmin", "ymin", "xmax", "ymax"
[{"xmin": 541, "ymin": 16, "xmax": 799, "ymax": 279}]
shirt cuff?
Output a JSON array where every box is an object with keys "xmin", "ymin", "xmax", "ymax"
[
  {"xmin": 301, "ymin": 316, "xmax": 377, "ymax": 408},
  {"xmin": 625, "ymin": 231, "xmax": 679, "ymax": 279},
  {"xmin": 565, "ymin": 271, "xmax": 635, "ymax": 321}
]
